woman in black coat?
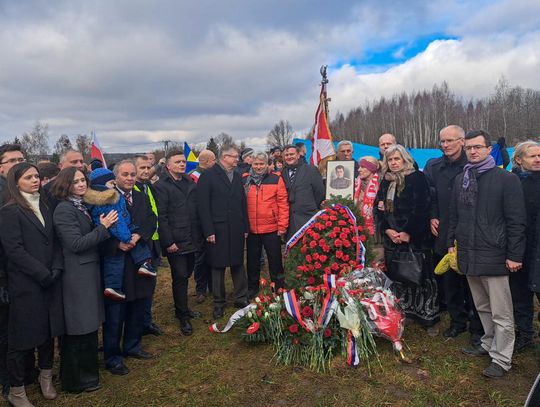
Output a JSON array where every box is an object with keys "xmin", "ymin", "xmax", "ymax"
[
  {"xmin": 52, "ymin": 168, "xmax": 117, "ymax": 393},
  {"xmin": 374, "ymin": 145, "xmax": 440, "ymax": 330},
  {"xmin": 0, "ymin": 163, "xmax": 63, "ymax": 406}
]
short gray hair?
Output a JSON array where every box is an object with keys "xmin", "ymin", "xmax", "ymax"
[
  {"xmin": 59, "ymin": 149, "xmax": 83, "ymax": 163},
  {"xmin": 218, "ymin": 145, "xmax": 239, "ymax": 159},
  {"xmin": 337, "ymin": 140, "xmax": 353, "ymax": 150},
  {"xmin": 113, "ymin": 159, "xmax": 136, "ymax": 176},
  {"xmin": 439, "ymin": 125, "xmax": 465, "ymax": 139},
  {"xmin": 252, "ymin": 151, "xmax": 268, "ymax": 162}
]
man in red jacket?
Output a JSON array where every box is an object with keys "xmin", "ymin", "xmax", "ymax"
[{"xmin": 243, "ymin": 152, "xmax": 289, "ymax": 299}]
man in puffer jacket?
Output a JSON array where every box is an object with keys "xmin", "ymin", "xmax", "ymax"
[{"xmin": 243, "ymin": 152, "xmax": 289, "ymax": 299}]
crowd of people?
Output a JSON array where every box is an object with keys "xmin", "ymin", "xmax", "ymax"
[{"xmin": 0, "ymin": 126, "xmax": 538, "ymax": 405}]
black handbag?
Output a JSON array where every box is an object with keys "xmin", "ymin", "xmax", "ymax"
[{"xmin": 385, "ymin": 246, "xmax": 425, "ymax": 285}]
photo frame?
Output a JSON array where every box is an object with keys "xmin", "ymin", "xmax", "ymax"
[{"xmin": 325, "ymin": 160, "xmax": 355, "ymax": 200}]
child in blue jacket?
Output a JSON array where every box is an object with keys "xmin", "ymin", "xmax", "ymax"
[{"xmin": 85, "ymin": 168, "xmax": 156, "ymax": 300}]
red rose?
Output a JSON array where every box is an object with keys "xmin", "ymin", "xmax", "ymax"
[
  {"xmin": 301, "ymin": 306, "xmax": 313, "ymax": 318},
  {"xmin": 319, "ymin": 254, "xmax": 328, "ymax": 263},
  {"xmin": 314, "ymin": 262, "xmax": 322, "ymax": 270},
  {"xmin": 338, "ymin": 220, "xmax": 347, "ymax": 226},
  {"xmin": 323, "ymin": 328, "xmax": 332, "ymax": 338},
  {"xmin": 358, "ymin": 225, "xmax": 364, "ymax": 232},
  {"xmin": 340, "ymin": 233, "xmax": 348, "ymax": 240},
  {"xmin": 307, "ymin": 276, "xmax": 316, "ymax": 285},
  {"xmin": 246, "ymin": 322, "xmax": 260, "ymax": 334},
  {"xmin": 301, "ymin": 246, "xmax": 307, "ymax": 254},
  {"xmin": 343, "ymin": 240, "xmax": 351, "ymax": 248},
  {"xmin": 324, "ymin": 267, "xmax": 331, "ymax": 274},
  {"xmin": 334, "ymin": 239, "xmax": 342, "ymax": 247},
  {"xmin": 325, "ymin": 221, "xmax": 332, "ymax": 227},
  {"xmin": 329, "ymin": 232, "xmax": 337, "ymax": 238},
  {"xmin": 292, "ymin": 338, "xmax": 300, "ymax": 345},
  {"xmin": 260, "ymin": 278, "xmax": 268, "ymax": 287},
  {"xmin": 360, "ymin": 235, "xmax": 367, "ymax": 242},
  {"xmin": 343, "ymin": 255, "xmax": 350, "ymax": 262},
  {"xmin": 330, "ymin": 215, "xmax": 337, "ymax": 221},
  {"xmin": 313, "ymin": 252, "xmax": 320, "ymax": 260},
  {"xmin": 309, "ymin": 241, "xmax": 317, "ymax": 249},
  {"xmin": 318, "ymin": 239, "xmax": 326, "ymax": 246},
  {"xmin": 256, "ymin": 309, "xmax": 262, "ymax": 317},
  {"xmin": 306, "ymin": 254, "xmax": 312, "ymax": 263},
  {"xmin": 289, "ymin": 324, "xmax": 299, "ymax": 334},
  {"xmin": 351, "ymin": 236, "xmax": 358, "ymax": 243},
  {"xmin": 331, "ymin": 262, "xmax": 339, "ymax": 271},
  {"xmin": 336, "ymin": 250, "xmax": 343, "ymax": 259},
  {"xmin": 312, "ymin": 232, "xmax": 320, "ymax": 240}
]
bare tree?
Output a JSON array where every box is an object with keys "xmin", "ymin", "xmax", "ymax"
[
  {"xmin": 53, "ymin": 134, "xmax": 73, "ymax": 157},
  {"xmin": 266, "ymin": 120, "xmax": 294, "ymax": 148},
  {"xmin": 75, "ymin": 134, "xmax": 92, "ymax": 160},
  {"xmin": 20, "ymin": 122, "xmax": 50, "ymax": 161},
  {"xmin": 215, "ymin": 132, "xmax": 236, "ymax": 150}
]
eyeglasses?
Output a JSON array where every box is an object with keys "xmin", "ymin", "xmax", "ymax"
[
  {"xmin": 464, "ymin": 145, "xmax": 488, "ymax": 152},
  {"xmin": 0, "ymin": 157, "xmax": 26, "ymax": 165},
  {"xmin": 224, "ymin": 154, "xmax": 239, "ymax": 159},
  {"xmin": 439, "ymin": 138, "xmax": 462, "ymax": 146}
]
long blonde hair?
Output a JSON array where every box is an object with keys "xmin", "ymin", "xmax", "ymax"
[{"xmin": 512, "ymin": 140, "xmax": 539, "ymax": 170}]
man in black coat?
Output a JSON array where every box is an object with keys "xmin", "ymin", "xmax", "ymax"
[
  {"xmin": 197, "ymin": 145, "xmax": 249, "ymax": 320},
  {"xmin": 133, "ymin": 154, "xmax": 163, "ymax": 337},
  {"xmin": 510, "ymin": 141, "xmax": 540, "ymax": 351},
  {"xmin": 424, "ymin": 125, "xmax": 483, "ymax": 344},
  {"xmin": 281, "ymin": 145, "xmax": 325, "ymax": 241},
  {"xmin": 155, "ymin": 150, "xmax": 202, "ymax": 335},
  {"xmin": 447, "ymin": 130, "xmax": 526, "ymax": 378},
  {"xmin": 101, "ymin": 160, "xmax": 157, "ymax": 376}
]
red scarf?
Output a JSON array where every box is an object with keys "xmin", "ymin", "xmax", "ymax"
[{"xmin": 354, "ymin": 173, "xmax": 379, "ymax": 235}]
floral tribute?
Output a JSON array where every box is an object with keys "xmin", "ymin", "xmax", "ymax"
[{"xmin": 209, "ymin": 200, "xmax": 405, "ymax": 372}]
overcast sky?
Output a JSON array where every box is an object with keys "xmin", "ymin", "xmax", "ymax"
[{"xmin": 0, "ymin": 0, "xmax": 539, "ymax": 152}]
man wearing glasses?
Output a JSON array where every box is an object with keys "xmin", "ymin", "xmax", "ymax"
[
  {"xmin": 197, "ymin": 145, "xmax": 249, "ymax": 320},
  {"xmin": 447, "ymin": 130, "xmax": 526, "ymax": 378},
  {"xmin": 424, "ymin": 126, "xmax": 483, "ymax": 345},
  {"xmin": 0, "ymin": 144, "xmax": 26, "ymax": 206}
]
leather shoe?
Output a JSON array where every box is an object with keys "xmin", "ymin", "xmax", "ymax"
[
  {"xmin": 143, "ymin": 322, "xmax": 163, "ymax": 336},
  {"xmin": 196, "ymin": 293, "xmax": 206, "ymax": 304},
  {"xmin": 443, "ymin": 326, "xmax": 467, "ymax": 338},
  {"xmin": 83, "ymin": 383, "xmax": 102, "ymax": 392},
  {"xmin": 213, "ymin": 307, "xmax": 224, "ymax": 320},
  {"xmin": 483, "ymin": 362, "xmax": 505, "ymax": 378},
  {"xmin": 107, "ymin": 363, "xmax": 129, "ymax": 376},
  {"xmin": 462, "ymin": 345, "xmax": 489, "ymax": 357},
  {"xmin": 180, "ymin": 319, "xmax": 193, "ymax": 336},
  {"xmin": 125, "ymin": 350, "xmax": 153, "ymax": 360},
  {"xmin": 470, "ymin": 334, "xmax": 482, "ymax": 347},
  {"xmin": 234, "ymin": 301, "xmax": 249, "ymax": 309}
]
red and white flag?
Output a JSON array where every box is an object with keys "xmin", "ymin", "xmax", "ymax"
[
  {"xmin": 310, "ymin": 83, "xmax": 335, "ymax": 166},
  {"xmin": 91, "ymin": 131, "xmax": 107, "ymax": 168}
]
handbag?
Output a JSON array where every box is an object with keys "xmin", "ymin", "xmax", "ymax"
[{"xmin": 385, "ymin": 245, "xmax": 425, "ymax": 285}]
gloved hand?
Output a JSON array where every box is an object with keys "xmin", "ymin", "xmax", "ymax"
[
  {"xmin": 0, "ymin": 286, "xmax": 8, "ymax": 306},
  {"xmin": 40, "ymin": 269, "xmax": 61, "ymax": 288}
]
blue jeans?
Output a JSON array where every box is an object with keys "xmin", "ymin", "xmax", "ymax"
[
  {"xmin": 102, "ymin": 298, "xmax": 146, "ymax": 368},
  {"xmin": 103, "ymin": 242, "xmax": 152, "ymax": 290}
]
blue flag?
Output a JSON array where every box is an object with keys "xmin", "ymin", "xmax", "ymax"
[{"xmin": 184, "ymin": 142, "xmax": 198, "ymax": 173}]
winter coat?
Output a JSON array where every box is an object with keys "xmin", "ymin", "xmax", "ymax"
[
  {"xmin": 374, "ymin": 171, "xmax": 433, "ymax": 250},
  {"xmin": 84, "ymin": 188, "xmax": 133, "ymax": 244},
  {"xmin": 423, "ymin": 151, "xmax": 468, "ymax": 255},
  {"xmin": 242, "ymin": 171, "xmax": 289, "ymax": 235},
  {"xmin": 197, "ymin": 164, "xmax": 248, "ymax": 268},
  {"xmin": 154, "ymin": 170, "xmax": 202, "ymax": 254},
  {"xmin": 281, "ymin": 162, "xmax": 325, "ymax": 240},
  {"xmin": 53, "ymin": 200, "xmax": 109, "ymax": 335},
  {"xmin": 519, "ymin": 171, "xmax": 540, "ymax": 292},
  {"xmin": 99, "ymin": 189, "xmax": 157, "ymax": 301},
  {"xmin": 0, "ymin": 201, "xmax": 64, "ymax": 350},
  {"xmin": 447, "ymin": 167, "xmax": 526, "ymax": 277}
]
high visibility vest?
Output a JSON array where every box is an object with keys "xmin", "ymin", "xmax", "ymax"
[{"xmin": 134, "ymin": 184, "xmax": 159, "ymax": 241}]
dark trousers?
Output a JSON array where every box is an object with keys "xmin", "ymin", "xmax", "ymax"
[
  {"xmin": 0, "ymin": 306, "xmax": 8, "ymax": 387},
  {"xmin": 246, "ymin": 232, "xmax": 284, "ymax": 296},
  {"xmin": 194, "ymin": 249, "xmax": 212, "ymax": 295},
  {"xmin": 7, "ymin": 339, "xmax": 53, "ymax": 387},
  {"xmin": 212, "ymin": 265, "xmax": 247, "ymax": 308},
  {"xmin": 60, "ymin": 331, "xmax": 99, "ymax": 393},
  {"xmin": 510, "ymin": 270, "xmax": 535, "ymax": 338},
  {"xmin": 439, "ymin": 258, "xmax": 483, "ymax": 335},
  {"xmin": 102, "ymin": 298, "xmax": 146, "ymax": 368},
  {"xmin": 167, "ymin": 252, "xmax": 195, "ymax": 320},
  {"xmin": 143, "ymin": 253, "xmax": 161, "ymax": 328}
]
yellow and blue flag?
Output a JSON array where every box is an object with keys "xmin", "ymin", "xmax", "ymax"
[{"xmin": 184, "ymin": 142, "xmax": 198, "ymax": 172}]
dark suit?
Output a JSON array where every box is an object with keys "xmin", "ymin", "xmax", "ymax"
[
  {"xmin": 0, "ymin": 201, "xmax": 64, "ymax": 386},
  {"xmin": 282, "ymin": 162, "xmax": 325, "ymax": 240},
  {"xmin": 155, "ymin": 171, "xmax": 202, "ymax": 320},
  {"xmin": 101, "ymin": 189, "xmax": 157, "ymax": 369},
  {"xmin": 197, "ymin": 164, "xmax": 248, "ymax": 308}
]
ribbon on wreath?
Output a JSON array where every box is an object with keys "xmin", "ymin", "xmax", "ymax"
[
  {"xmin": 209, "ymin": 304, "xmax": 257, "ymax": 333},
  {"xmin": 317, "ymin": 274, "xmax": 338, "ymax": 328},
  {"xmin": 338, "ymin": 204, "xmax": 366, "ymax": 266},
  {"xmin": 285, "ymin": 207, "xmax": 327, "ymax": 254},
  {"xmin": 284, "ymin": 289, "xmax": 312, "ymax": 332},
  {"xmin": 347, "ymin": 330, "xmax": 360, "ymax": 366}
]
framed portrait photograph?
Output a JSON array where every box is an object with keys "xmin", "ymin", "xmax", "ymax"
[{"xmin": 326, "ymin": 160, "xmax": 355, "ymax": 200}]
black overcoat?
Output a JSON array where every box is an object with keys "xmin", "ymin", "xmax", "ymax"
[
  {"xmin": 447, "ymin": 167, "xmax": 526, "ymax": 277},
  {"xmin": 100, "ymin": 189, "xmax": 157, "ymax": 301},
  {"xmin": 281, "ymin": 162, "xmax": 325, "ymax": 240},
  {"xmin": 154, "ymin": 171, "xmax": 202, "ymax": 254},
  {"xmin": 197, "ymin": 164, "xmax": 248, "ymax": 268},
  {"xmin": 519, "ymin": 172, "xmax": 540, "ymax": 292},
  {"xmin": 0, "ymin": 201, "xmax": 64, "ymax": 350},
  {"xmin": 54, "ymin": 201, "xmax": 110, "ymax": 335}
]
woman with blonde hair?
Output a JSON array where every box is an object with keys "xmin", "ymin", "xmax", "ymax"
[
  {"xmin": 353, "ymin": 156, "xmax": 380, "ymax": 235},
  {"xmin": 374, "ymin": 145, "xmax": 440, "ymax": 332}
]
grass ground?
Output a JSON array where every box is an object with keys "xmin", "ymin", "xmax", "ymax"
[{"xmin": 27, "ymin": 260, "xmax": 539, "ymax": 407}]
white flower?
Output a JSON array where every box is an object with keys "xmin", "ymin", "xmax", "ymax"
[
  {"xmin": 255, "ymin": 297, "xmax": 261, "ymax": 303},
  {"xmin": 247, "ymin": 311, "xmax": 253, "ymax": 319},
  {"xmin": 264, "ymin": 312, "xmax": 269, "ymax": 319}
]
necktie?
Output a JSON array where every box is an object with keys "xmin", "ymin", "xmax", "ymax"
[
  {"xmin": 289, "ymin": 167, "xmax": 297, "ymax": 183},
  {"xmin": 125, "ymin": 191, "xmax": 133, "ymax": 206}
]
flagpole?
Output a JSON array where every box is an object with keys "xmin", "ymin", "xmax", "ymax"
[{"xmin": 320, "ymin": 65, "xmax": 330, "ymax": 119}]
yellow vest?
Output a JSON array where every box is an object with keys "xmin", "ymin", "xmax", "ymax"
[{"xmin": 134, "ymin": 184, "xmax": 159, "ymax": 241}]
